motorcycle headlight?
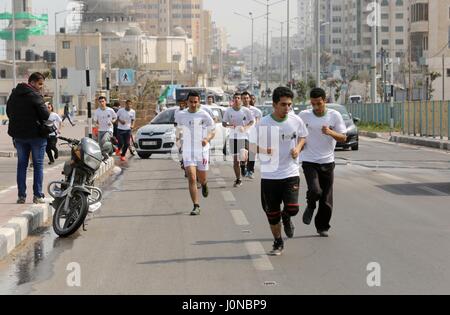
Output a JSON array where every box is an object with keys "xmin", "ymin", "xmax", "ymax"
[{"xmin": 84, "ymin": 154, "xmax": 101, "ymax": 171}]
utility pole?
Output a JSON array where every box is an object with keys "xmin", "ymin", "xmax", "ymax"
[
  {"xmin": 442, "ymin": 54, "xmax": 445, "ymax": 101},
  {"xmin": 266, "ymin": 0, "xmax": 269, "ymax": 93},
  {"xmin": 251, "ymin": 13, "xmax": 254, "ymax": 94},
  {"xmin": 371, "ymin": 0, "xmax": 378, "ymax": 103},
  {"xmin": 12, "ymin": 0, "xmax": 17, "ymax": 88},
  {"xmin": 315, "ymin": 0, "xmax": 320, "ymax": 87},
  {"xmin": 85, "ymin": 48, "xmax": 92, "ymax": 139},
  {"xmin": 280, "ymin": 22, "xmax": 284, "ymax": 85},
  {"xmin": 286, "ymin": 0, "xmax": 290, "ymax": 87},
  {"xmin": 390, "ymin": 57, "xmax": 394, "ymax": 135}
]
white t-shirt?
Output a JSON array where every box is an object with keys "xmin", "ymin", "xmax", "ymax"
[
  {"xmin": 200, "ymin": 105, "xmax": 216, "ymax": 120},
  {"xmin": 223, "ymin": 106, "xmax": 254, "ymax": 140},
  {"xmin": 94, "ymin": 107, "xmax": 117, "ymax": 132},
  {"xmin": 299, "ymin": 109, "xmax": 347, "ymax": 164},
  {"xmin": 257, "ymin": 114, "xmax": 309, "ymax": 180},
  {"xmin": 117, "ymin": 108, "xmax": 136, "ymax": 131},
  {"xmin": 46, "ymin": 112, "xmax": 62, "ymax": 137},
  {"xmin": 175, "ymin": 109, "xmax": 215, "ymax": 161}
]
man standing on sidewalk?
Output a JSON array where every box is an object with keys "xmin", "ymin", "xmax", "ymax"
[
  {"xmin": 6, "ymin": 72, "xmax": 50, "ymax": 204},
  {"xmin": 222, "ymin": 93, "xmax": 254, "ymax": 187},
  {"xmin": 175, "ymin": 91, "xmax": 216, "ymax": 216},
  {"xmin": 254, "ymin": 86, "xmax": 308, "ymax": 256},
  {"xmin": 299, "ymin": 88, "xmax": 347, "ymax": 237},
  {"xmin": 116, "ymin": 100, "xmax": 136, "ymax": 162},
  {"xmin": 62, "ymin": 102, "xmax": 75, "ymax": 126},
  {"xmin": 94, "ymin": 96, "xmax": 117, "ymax": 158}
]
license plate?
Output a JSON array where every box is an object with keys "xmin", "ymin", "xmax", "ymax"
[{"xmin": 143, "ymin": 141, "xmax": 157, "ymax": 146}]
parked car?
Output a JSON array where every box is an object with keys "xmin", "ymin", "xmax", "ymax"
[{"xmin": 135, "ymin": 106, "xmax": 229, "ymax": 159}]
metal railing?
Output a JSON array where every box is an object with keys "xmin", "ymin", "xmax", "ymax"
[{"xmin": 344, "ymin": 101, "xmax": 450, "ymax": 140}]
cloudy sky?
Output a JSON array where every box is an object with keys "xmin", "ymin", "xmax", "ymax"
[{"xmin": 1, "ymin": 0, "xmax": 298, "ymax": 51}]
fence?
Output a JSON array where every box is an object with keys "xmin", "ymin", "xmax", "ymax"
[{"xmin": 345, "ymin": 101, "xmax": 450, "ymax": 140}]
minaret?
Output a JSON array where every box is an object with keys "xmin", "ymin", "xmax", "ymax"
[{"xmin": 6, "ymin": 0, "xmax": 35, "ymax": 60}]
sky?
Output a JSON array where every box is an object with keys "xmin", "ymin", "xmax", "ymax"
[{"xmin": 0, "ymin": 0, "xmax": 298, "ymax": 58}]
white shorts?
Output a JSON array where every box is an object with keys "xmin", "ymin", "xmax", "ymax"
[{"xmin": 183, "ymin": 156, "xmax": 210, "ymax": 171}]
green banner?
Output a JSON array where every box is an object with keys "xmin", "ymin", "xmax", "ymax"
[{"xmin": 0, "ymin": 12, "xmax": 48, "ymax": 21}]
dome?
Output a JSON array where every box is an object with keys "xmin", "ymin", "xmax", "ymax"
[
  {"xmin": 173, "ymin": 26, "xmax": 186, "ymax": 36},
  {"xmin": 124, "ymin": 26, "xmax": 143, "ymax": 36},
  {"xmin": 79, "ymin": 0, "xmax": 131, "ymax": 14}
]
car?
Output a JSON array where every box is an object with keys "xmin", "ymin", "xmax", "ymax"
[
  {"xmin": 299, "ymin": 103, "xmax": 360, "ymax": 151},
  {"xmin": 256, "ymin": 105, "xmax": 273, "ymax": 117},
  {"xmin": 135, "ymin": 106, "xmax": 229, "ymax": 159},
  {"xmin": 237, "ymin": 81, "xmax": 250, "ymax": 92}
]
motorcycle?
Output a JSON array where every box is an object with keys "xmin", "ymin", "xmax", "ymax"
[{"xmin": 48, "ymin": 136, "xmax": 103, "ymax": 237}]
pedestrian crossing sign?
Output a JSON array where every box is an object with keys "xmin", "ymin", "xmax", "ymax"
[{"xmin": 119, "ymin": 69, "xmax": 135, "ymax": 86}]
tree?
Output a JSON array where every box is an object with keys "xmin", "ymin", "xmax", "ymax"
[
  {"xmin": 295, "ymin": 80, "xmax": 308, "ymax": 102},
  {"xmin": 427, "ymin": 71, "xmax": 441, "ymax": 100}
]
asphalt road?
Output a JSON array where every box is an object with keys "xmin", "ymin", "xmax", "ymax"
[{"xmin": 0, "ymin": 137, "xmax": 449, "ymax": 295}]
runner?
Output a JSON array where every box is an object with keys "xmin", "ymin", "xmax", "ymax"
[
  {"xmin": 242, "ymin": 91, "xmax": 262, "ymax": 179},
  {"xmin": 254, "ymin": 86, "xmax": 308, "ymax": 256},
  {"xmin": 94, "ymin": 96, "xmax": 117, "ymax": 156},
  {"xmin": 299, "ymin": 87, "xmax": 347, "ymax": 237},
  {"xmin": 116, "ymin": 100, "xmax": 136, "ymax": 162},
  {"xmin": 222, "ymin": 93, "xmax": 254, "ymax": 187},
  {"xmin": 175, "ymin": 91, "xmax": 216, "ymax": 216}
]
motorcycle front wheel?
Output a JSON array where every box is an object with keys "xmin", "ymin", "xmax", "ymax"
[{"xmin": 53, "ymin": 191, "xmax": 89, "ymax": 237}]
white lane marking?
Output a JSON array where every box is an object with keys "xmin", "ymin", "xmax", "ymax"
[
  {"xmin": 222, "ymin": 191, "xmax": 236, "ymax": 202},
  {"xmin": 419, "ymin": 186, "xmax": 449, "ymax": 197},
  {"xmin": 244, "ymin": 242, "xmax": 274, "ymax": 271},
  {"xmin": 216, "ymin": 178, "xmax": 226, "ymax": 187},
  {"xmin": 230, "ymin": 210, "xmax": 250, "ymax": 226}
]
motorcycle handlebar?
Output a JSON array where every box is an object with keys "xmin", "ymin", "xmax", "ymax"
[{"xmin": 58, "ymin": 136, "xmax": 80, "ymax": 145}]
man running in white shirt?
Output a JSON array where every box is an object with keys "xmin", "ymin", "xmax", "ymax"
[
  {"xmin": 254, "ymin": 87, "xmax": 308, "ymax": 256},
  {"xmin": 299, "ymin": 88, "xmax": 347, "ymax": 237},
  {"xmin": 116, "ymin": 99, "xmax": 136, "ymax": 162},
  {"xmin": 222, "ymin": 93, "xmax": 254, "ymax": 187},
  {"xmin": 94, "ymin": 96, "xmax": 117, "ymax": 156},
  {"xmin": 175, "ymin": 91, "xmax": 216, "ymax": 216},
  {"xmin": 242, "ymin": 91, "xmax": 262, "ymax": 179}
]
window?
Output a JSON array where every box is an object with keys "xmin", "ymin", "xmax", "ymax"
[
  {"xmin": 0, "ymin": 70, "xmax": 5, "ymax": 78},
  {"xmin": 62, "ymin": 41, "xmax": 71, "ymax": 49}
]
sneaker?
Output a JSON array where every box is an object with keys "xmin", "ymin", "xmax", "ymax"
[
  {"xmin": 33, "ymin": 196, "xmax": 46, "ymax": 204},
  {"xmin": 54, "ymin": 151, "xmax": 58, "ymax": 160},
  {"xmin": 115, "ymin": 149, "xmax": 121, "ymax": 156},
  {"xmin": 302, "ymin": 206, "xmax": 315, "ymax": 225},
  {"xmin": 233, "ymin": 179, "xmax": 242, "ymax": 188},
  {"xmin": 201, "ymin": 183, "xmax": 209, "ymax": 198},
  {"xmin": 190, "ymin": 206, "xmax": 201, "ymax": 216},
  {"xmin": 317, "ymin": 230, "xmax": 329, "ymax": 237},
  {"xmin": 247, "ymin": 171, "xmax": 254, "ymax": 179},
  {"xmin": 120, "ymin": 156, "xmax": 126, "ymax": 162},
  {"xmin": 17, "ymin": 197, "xmax": 26, "ymax": 204},
  {"xmin": 48, "ymin": 160, "xmax": 55, "ymax": 165},
  {"xmin": 282, "ymin": 213, "xmax": 295, "ymax": 238},
  {"xmin": 269, "ymin": 239, "xmax": 284, "ymax": 256}
]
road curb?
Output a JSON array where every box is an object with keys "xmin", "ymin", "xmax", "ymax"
[
  {"xmin": 389, "ymin": 135, "xmax": 450, "ymax": 151},
  {"xmin": 0, "ymin": 157, "xmax": 115, "ymax": 261},
  {"xmin": 0, "ymin": 149, "xmax": 72, "ymax": 159},
  {"xmin": 359, "ymin": 131, "xmax": 381, "ymax": 139}
]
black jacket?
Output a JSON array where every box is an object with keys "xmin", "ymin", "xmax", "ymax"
[{"xmin": 6, "ymin": 83, "xmax": 50, "ymax": 139}]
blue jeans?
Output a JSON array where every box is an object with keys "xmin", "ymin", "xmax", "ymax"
[{"xmin": 15, "ymin": 138, "xmax": 47, "ymax": 198}]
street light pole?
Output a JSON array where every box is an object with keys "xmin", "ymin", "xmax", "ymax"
[
  {"xmin": 315, "ymin": 0, "xmax": 320, "ymax": 87},
  {"xmin": 371, "ymin": 1, "xmax": 378, "ymax": 103},
  {"xmin": 11, "ymin": 0, "xmax": 17, "ymax": 88},
  {"xmin": 280, "ymin": 21, "xmax": 284, "ymax": 85},
  {"xmin": 286, "ymin": 0, "xmax": 290, "ymax": 87}
]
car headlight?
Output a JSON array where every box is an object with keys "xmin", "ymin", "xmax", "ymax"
[{"xmin": 347, "ymin": 125, "xmax": 357, "ymax": 133}]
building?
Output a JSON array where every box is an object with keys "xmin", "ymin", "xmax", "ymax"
[{"xmin": 410, "ymin": 0, "xmax": 450, "ymax": 100}]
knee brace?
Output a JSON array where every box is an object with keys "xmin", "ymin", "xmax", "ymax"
[
  {"xmin": 266, "ymin": 210, "xmax": 282, "ymax": 225},
  {"xmin": 284, "ymin": 204, "xmax": 300, "ymax": 217}
]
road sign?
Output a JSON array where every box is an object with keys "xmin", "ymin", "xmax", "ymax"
[{"xmin": 119, "ymin": 69, "xmax": 135, "ymax": 86}]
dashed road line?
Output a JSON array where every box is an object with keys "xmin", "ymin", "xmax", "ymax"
[
  {"xmin": 222, "ymin": 191, "xmax": 236, "ymax": 202},
  {"xmin": 244, "ymin": 242, "xmax": 274, "ymax": 271},
  {"xmin": 230, "ymin": 209, "xmax": 250, "ymax": 226}
]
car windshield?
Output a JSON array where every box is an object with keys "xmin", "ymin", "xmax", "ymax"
[
  {"xmin": 328, "ymin": 105, "xmax": 351, "ymax": 120},
  {"xmin": 151, "ymin": 110, "xmax": 175, "ymax": 125}
]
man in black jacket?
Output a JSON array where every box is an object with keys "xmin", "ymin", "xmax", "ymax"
[{"xmin": 7, "ymin": 72, "xmax": 50, "ymax": 204}]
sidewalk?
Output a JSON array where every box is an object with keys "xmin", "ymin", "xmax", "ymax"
[
  {"xmin": 360, "ymin": 130, "xmax": 450, "ymax": 151},
  {"xmin": 0, "ymin": 118, "xmax": 88, "ymax": 158},
  {"xmin": 0, "ymin": 157, "xmax": 116, "ymax": 260}
]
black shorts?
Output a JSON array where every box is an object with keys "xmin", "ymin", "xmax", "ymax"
[
  {"xmin": 261, "ymin": 177, "xmax": 300, "ymax": 212},
  {"xmin": 229, "ymin": 139, "xmax": 249, "ymax": 155}
]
